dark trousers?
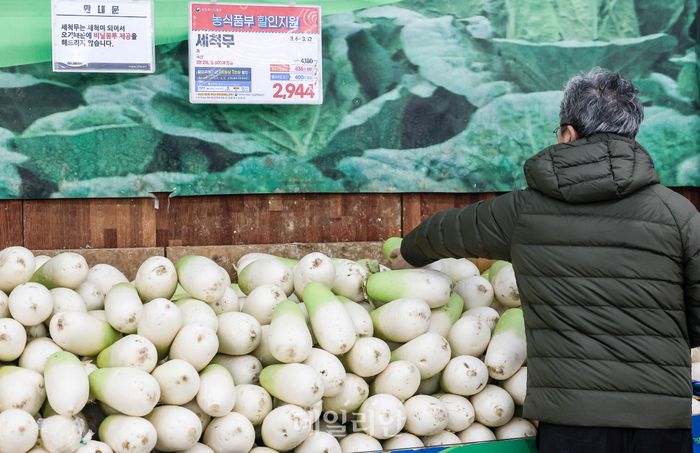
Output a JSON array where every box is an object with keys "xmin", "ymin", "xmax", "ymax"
[{"xmin": 536, "ymin": 422, "xmax": 692, "ymax": 453}]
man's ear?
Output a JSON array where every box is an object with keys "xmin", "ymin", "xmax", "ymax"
[{"xmin": 558, "ymin": 124, "xmax": 579, "ymax": 143}]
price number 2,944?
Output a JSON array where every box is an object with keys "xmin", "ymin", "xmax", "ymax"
[{"xmin": 273, "ymin": 83, "xmax": 315, "ymax": 100}]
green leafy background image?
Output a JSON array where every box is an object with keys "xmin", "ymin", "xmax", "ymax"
[{"xmin": 0, "ymin": 0, "xmax": 697, "ymax": 198}]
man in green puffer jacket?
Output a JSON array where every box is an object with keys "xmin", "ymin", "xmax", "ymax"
[{"xmin": 397, "ymin": 68, "xmax": 699, "ymax": 453}]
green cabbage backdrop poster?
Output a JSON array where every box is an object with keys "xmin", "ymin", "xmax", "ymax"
[{"xmin": 0, "ymin": 0, "xmax": 697, "ymax": 198}]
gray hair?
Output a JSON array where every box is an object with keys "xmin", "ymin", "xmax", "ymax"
[{"xmin": 560, "ymin": 67, "xmax": 644, "ymax": 139}]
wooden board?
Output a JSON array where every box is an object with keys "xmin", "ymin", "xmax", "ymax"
[
  {"xmin": 32, "ymin": 247, "xmax": 164, "ymax": 281},
  {"xmin": 0, "ymin": 200, "xmax": 23, "ymax": 248},
  {"xmin": 402, "ymin": 193, "xmax": 499, "ymax": 232}
]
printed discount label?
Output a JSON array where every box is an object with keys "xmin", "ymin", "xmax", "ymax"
[{"xmin": 189, "ymin": 3, "xmax": 322, "ymax": 104}]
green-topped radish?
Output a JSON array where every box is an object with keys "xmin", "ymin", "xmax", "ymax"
[
  {"xmin": 344, "ymin": 337, "xmax": 390, "ymax": 377},
  {"xmin": 458, "ymin": 422, "xmax": 496, "ymax": 443},
  {"xmin": 169, "ymin": 324, "xmax": 219, "ymax": 371},
  {"xmin": 39, "ymin": 415, "xmax": 86, "ymax": 453},
  {"xmin": 211, "ymin": 354, "xmax": 261, "ymax": 385},
  {"xmin": 358, "ymin": 394, "xmax": 406, "ymax": 439},
  {"xmin": 484, "ymin": 308, "xmax": 526, "ymax": 380},
  {"xmin": 261, "ymin": 405, "xmax": 312, "ymax": 451},
  {"xmin": 437, "ymin": 394, "xmax": 475, "ymax": 432},
  {"xmin": 455, "ymin": 275, "xmax": 493, "ymax": 309},
  {"xmin": 338, "ymin": 296, "xmax": 373, "ymax": 337},
  {"xmin": 425, "ymin": 258, "xmax": 479, "ymax": 283},
  {"xmin": 0, "ymin": 366, "xmax": 45, "ymax": 415},
  {"xmin": 502, "ymin": 367, "xmax": 527, "ymax": 406},
  {"xmin": 302, "ymin": 282, "xmax": 356, "ymax": 355},
  {"xmin": 371, "ymin": 298, "xmax": 431, "ymax": 342},
  {"xmin": 366, "ymin": 269, "xmax": 451, "ymax": 308},
  {"xmin": 382, "ymin": 237, "xmax": 404, "ymax": 262},
  {"xmin": 332, "ymin": 258, "xmax": 369, "ymax": 302},
  {"xmin": 99, "ymin": 415, "xmax": 157, "ymax": 453},
  {"xmin": 104, "ymin": 282, "xmax": 142, "ymax": 334},
  {"xmin": 49, "ymin": 288, "xmax": 87, "ymax": 323},
  {"xmin": 391, "ymin": 332, "xmax": 451, "ymax": 379},
  {"xmin": 462, "ymin": 306, "xmax": 500, "ymax": 330},
  {"xmin": 259, "ymin": 363, "xmax": 324, "ymax": 407},
  {"xmin": 31, "ymin": 252, "xmax": 88, "ymax": 290},
  {"xmin": 0, "ymin": 317, "xmax": 26, "ymax": 361},
  {"xmin": 196, "ymin": 364, "xmax": 236, "ymax": 417},
  {"xmin": 203, "ymin": 412, "xmax": 255, "ymax": 453},
  {"xmin": 9, "ymin": 282, "xmax": 53, "ymax": 326},
  {"xmin": 448, "ymin": 315, "xmax": 491, "ymax": 357},
  {"xmin": 428, "ymin": 292, "xmax": 464, "ymax": 337},
  {"xmin": 303, "ymin": 348, "xmax": 346, "ymax": 397},
  {"xmin": 241, "ymin": 284, "xmax": 286, "ymax": 325},
  {"xmin": 322, "ymin": 373, "xmax": 369, "ymax": 415},
  {"xmin": 44, "ymin": 351, "xmax": 88, "ymax": 416},
  {"xmin": 0, "ymin": 409, "xmax": 39, "ymax": 453},
  {"xmin": 495, "ymin": 417, "xmax": 537, "ymax": 440},
  {"xmin": 238, "ymin": 258, "xmax": 294, "ymax": 296},
  {"xmin": 471, "ymin": 384, "xmax": 515, "ymax": 427},
  {"xmin": 50, "ymin": 311, "xmax": 120, "ymax": 357},
  {"xmin": 89, "ymin": 367, "xmax": 160, "ymax": 416},
  {"xmin": 233, "ymin": 384, "xmax": 273, "ymax": 425},
  {"xmin": 19, "ymin": 337, "xmax": 62, "ymax": 373},
  {"xmin": 176, "ymin": 298, "xmax": 218, "ymax": 330},
  {"xmin": 147, "ymin": 406, "xmax": 202, "ymax": 452},
  {"xmin": 152, "ymin": 359, "xmax": 200, "ymax": 405},
  {"xmin": 371, "ymin": 360, "xmax": 421, "ymax": 401},
  {"xmin": 293, "ymin": 252, "xmax": 335, "ymax": 299},
  {"xmin": 488, "ymin": 261, "xmax": 520, "ymax": 308},
  {"xmin": 96, "ymin": 335, "xmax": 158, "ymax": 372},
  {"xmin": 176, "ymin": 256, "xmax": 230, "ymax": 304},
  {"xmin": 340, "ymin": 433, "xmax": 382, "ymax": 453},
  {"xmin": 403, "ymin": 395, "xmax": 449, "ymax": 436},
  {"xmin": 134, "ymin": 256, "xmax": 178, "ymax": 302},
  {"xmin": 217, "ymin": 312, "xmax": 261, "ymax": 355},
  {"xmin": 268, "ymin": 300, "xmax": 313, "ymax": 363},
  {"xmin": 0, "ymin": 246, "xmax": 36, "ymax": 293},
  {"xmin": 137, "ymin": 298, "xmax": 182, "ymax": 357},
  {"xmin": 237, "ymin": 253, "xmax": 298, "ymax": 273},
  {"xmin": 441, "ymin": 355, "xmax": 488, "ymax": 396},
  {"xmin": 383, "ymin": 433, "xmax": 424, "ymax": 450},
  {"xmin": 417, "ymin": 373, "xmax": 442, "ymax": 395},
  {"xmin": 296, "ymin": 431, "xmax": 342, "ymax": 453}
]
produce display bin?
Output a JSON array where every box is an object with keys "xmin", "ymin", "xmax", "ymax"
[
  {"xmin": 693, "ymin": 415, "xmax": 700, "ymax": 452},
  {"xmin": 368, "ymin": 437, "xmax": 537, "ymax": 452}
]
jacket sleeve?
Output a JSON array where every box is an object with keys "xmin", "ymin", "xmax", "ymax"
[
  {"xmin": 683, "ymin": 208, "xmax": 700, "ymax": 348},
  {"xmin": 400, "ymin": 190, "xmax": 524, "ymax": 267}
]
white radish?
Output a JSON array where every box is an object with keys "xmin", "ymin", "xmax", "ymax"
[
  {"xmin": 0, "ymin": 317, "xmax": 27, "ymax": 361},
  {"xmin": 0, "ymin": 366, "xmax": 45, "ymax": 415},
  {"xmin": 295, "ymin": 431, "xmax": 341, "ymax": 453},
  {"xmin": 422, "ymin": 430, "xmax": 461, "ymax": 447},
  {"xmin": 147, "ymin": 405, "xmax": 202, "ymax": 452},
  {"xmin": 176, "ymin": 256, "xmax": 230, "ymax": 303},
  {"xmin": 260, "ymin": 363, "xmax": 324, "ymax": 407},
  {"xmin": 268, "ymin": 300, "xmax": 313, "ymax": 363},
  {"xmin": 152, "ymin": 359, "xmax": 200, "ymax": 405},
  {"xmin": 104, "ymin": 283, "xmax": 142, "ymax": 334},
  {"xmin": 391, "ymin": 332, "xmax": 451, "ymax": 379},
  {"xmin": 332, "ymin": 259, "xmax": 368, "ymax": 302},
  {"xmin": 462, "ymin": 306, "xmax": 500, "ymax": 330},
  {"xmin": 383, "ymin": 433, "xmax": 424, "ymax": 450},
  {"xmin": 0, "ymin": 290, "xmax": 7, "ymax": 317},
  {"xmin": 693, "ymin": 347, "xmax": 700, "ymax": 363},
  {"xmin": 31, "ymin": 252, "xmax": 88, "ymax": 290},
  {"xmin": 177, "ymin": 298, "xmax": 218, "ymax": 330},
  {"xmin": 49, "ymin": 287, "xmax": 87, "ymax": 323},
  {"xmin": 137, "ymin": 298, "xmax": 182, "ymax": 357},
  {"xmin": 19, "ymin": 337, "xmax": 62, "ymax": 373},
  {"xmin": 99, "ymin": 415, "xmax": 157, "ymax": 453},
  {"xmin": 238, "ymin": 258, "xmax": 294, "ymax": 296},
  {"xmin": 488, "ymin": 261, "xmax": 520, "ymax": 307},
  {"xmin": 293, "ymin": 252, "xmax": 335, "ymax": 299},
  {"xmin": 339, "ymin": 434, "xmax": 382, "ymax": 453},
  {"xmin": 34, "ymin": 254, "xmax": 50, "ymax": 269},
  {"xmin": 182, "ymin": 399, "xmax": 212, "ymax": 433},
  {"xmin": 134, "ymin": 256, "xmax": 178, "ymax": 302},
  {"xmin": 417, "ymin": 373, "xmax": 442, "ymax": 395},
  {"xmin": 211, "ymin": 354, "xmax": 262, "ymax": 385},
  {"xmin": 202, "ymin": 412, "xmax": 255, "ymax": 453},
  {"xmin": 495, "ymin": 417, "xmax": 536, "ymax": 439},
  {"xmin": 237, "ymin": 253, "xmax": 298, "ymax": 273},
  {"xmin": 0, "ymin": 408, "xmax": 39, "ymax": 453},
  {"xmin": 503, "ymin": 367, "xmax": 527, "ymax": 406},
  {"xmin": 241, "ymin": 284, "xmax": 286, "ymax": 325},
  {"xmin": 44, "ymin": 351, "xmax": 89, "ymax": 416},
  {"xmin": 196, "ymin": 364, "xmax": 236, "ymax": 417},
  {"xmin": 209, "ymin": 286, "xmax": 239, "ymax": 315},
  {"xmin": 426, "ymin": 258, "xmax": 479, "ymax": 282},
  {"xmin": 50, "ymin": 311, "xmax": 120, "ymax": 357},
  {"xmin": 344, "ymin": 336, "xmax": 390, "ymax": 377},
  {"xmin": 458, "ymin": 422, "xmax": 496, "ymax": 443},
  {"xmin": 441, "ymin": 356, "xmax": 489, "ymax": 396},
  {"xmin": 217, "ymin": 311, "xmax": 262, "ymax": 355},
  {"xmin": 89, "ymin": 367, "xmax": 160, "ymax": 416},
  {"xmin": 81, "ymin": 264, "xmax": 129, "ymax": 309},
  {"xmin": 96, "ymin": 335, "xmax": 158, "ymax": 372},
  {"xmin": 303, "ymin": 348, "xmax": 346, "ymax": 398},
  {"xmin": 89, "ymin": 309, "xmax": 107, "ymax": 320},
  {"xmin": 170, "ymin": 324, "xmax": 219, "ymax": 371},
  {"xmin": 470, "ymin": 384, "xmax": 515, "ymax": 427},
  {"xmin": 75, "ymin": 441, "xmax": 113, "ymax": 453},
  {"xmin": 371, "ymin": 360, "xmax": 421, "ymax": 401},
  {"xmin": 39, "ymin": 415, "xmax": 85, "ymax": 453},
  {"xmin": 234, "ymin": 384, "xmax": 273, "ymax": 425},
  {"xmin": 357, "ymin": 394, "xmax": 406, "ymax": 439},
  {"xmin": 484, "ymin": 308, "xmax": 526, "ymax": 380},
  {"xmin": 0, "ymin": 246, "xmax": 36, "ymax": 293},
  {"xmin": 9, "ymin": 282, "xmax": 53, "ymax": 326},
  {"xmin": 437, "ymin": 394, "xmax": 475, "ymax": 432},
  {"xmin": 366, "ymin": 269, "xmax": 452, "ymax": 308},
  {"xmin": 302, "ymin": 283, "xmax": 356, "ymax": 355},
  {"xmin": 340, "ymin": 297, "xmax": 373, "ymax": 337},
  {"xmin": 429, "ymin": 292, "xmax": 464, "ymax": 337},
  {"xmin": 77, "ymin": 280, "xmax": 102, "ymax": 311},
  {"xmin": 371, "ymin": 298, "xmax": 431, "ymax": 342},
  {"xmin": 252, "ymin": 324, "xmax": 280, "ymax": 367},
  {"xmin": 322, "ymin": 373, "xmax": 369, "ymax": 415},
  {"xmin": 455, "ymin": 276, "xmax": 494, "ymax": 310},
  {"xmin": 261, "ymin": 405, "xmax": 312, "ymax": 451},
  {"xmin": 448, "ymin": 315, "xmax": 491, "ymax": 357},
  {"xmin": 403, "ymin": 395, "xmax": 449, "ymax": 436},
  {"xmin": 180, "ymin": 443, "xmax": 213, "ymax": 453}
]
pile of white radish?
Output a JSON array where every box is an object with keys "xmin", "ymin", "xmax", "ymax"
[{"xmin": 0, "ymin": 241, "xmax": 537, "ymax": 453}]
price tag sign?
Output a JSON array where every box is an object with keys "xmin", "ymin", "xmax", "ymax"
[
  {"xmin": 51, "ymin": 0, "xmax": 155, "ymax": 73},
  {"xmin": 189, "ymin": 2, "xmax": 322, "ymax": 104}
]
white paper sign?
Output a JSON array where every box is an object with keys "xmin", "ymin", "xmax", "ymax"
[
  {"xmin": 189, "ymin": 2, "xmax": 323, "ymax": 104},
  {"xmin": 52, "ymin": 0, "xmax": 155, "ymax": 73}
]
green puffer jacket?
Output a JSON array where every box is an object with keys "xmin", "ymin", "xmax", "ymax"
[{"xmin": 401, "ymin": 134, "xmax": 700, "ymax": 429}]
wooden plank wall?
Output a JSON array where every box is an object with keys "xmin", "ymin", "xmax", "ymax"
[{"xmin": 1, "ymin": 188, "xmax": 699, "ymax": 249}]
